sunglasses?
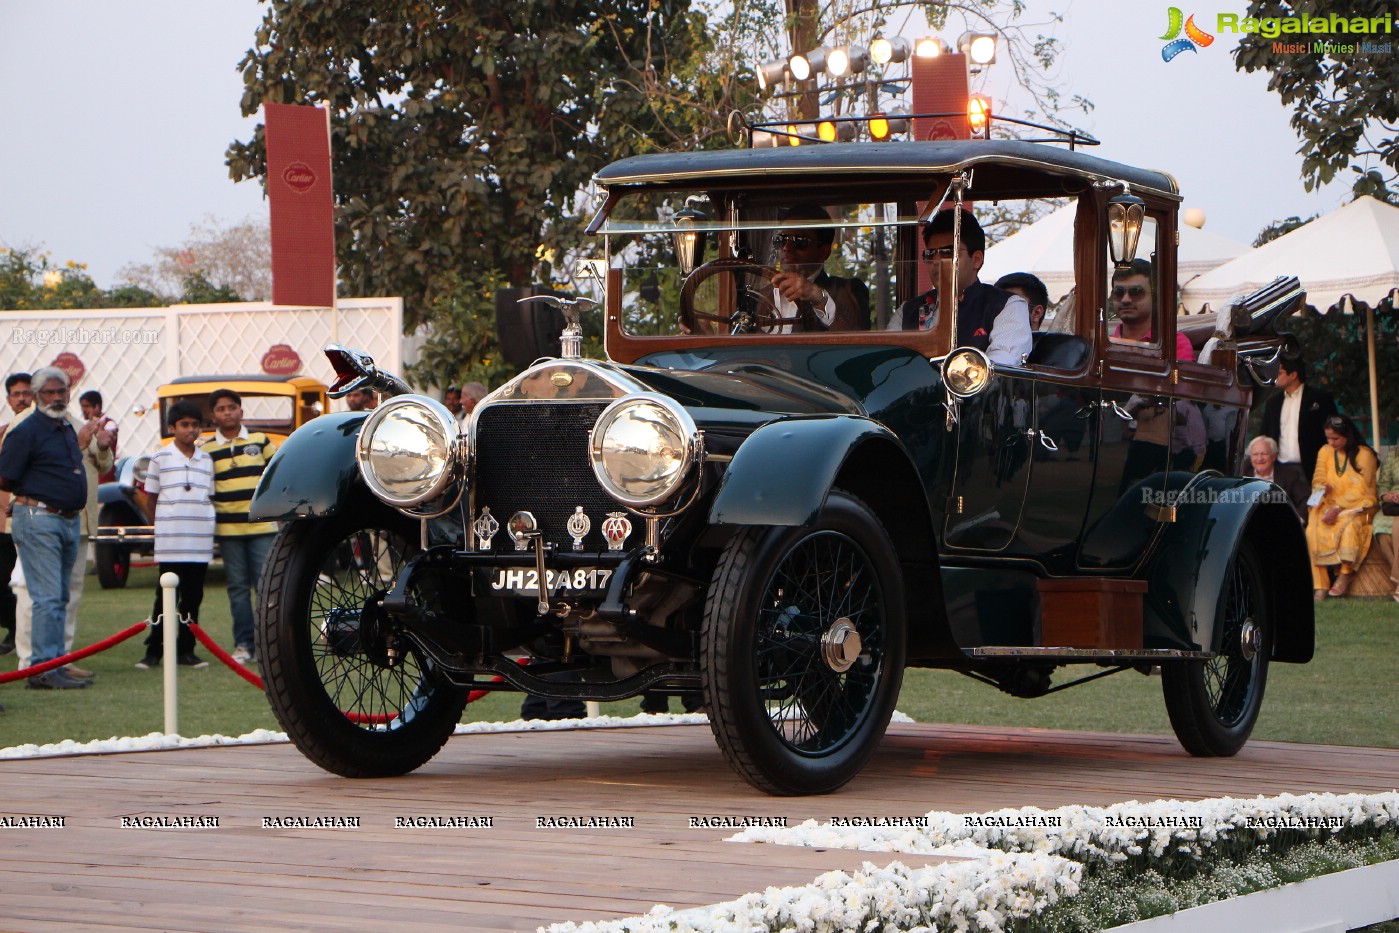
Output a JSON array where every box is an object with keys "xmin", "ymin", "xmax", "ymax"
[
  {"xmin": 771, "ymin": 233, "xmax": 818, "ymax": 250},
  {"xmin": 921, "ymin": 246, "xmax": 958, "ymax": 261},
  {"xmin": 1112, "ymin": 285, "xmax": 1148, "ymax": 298}
]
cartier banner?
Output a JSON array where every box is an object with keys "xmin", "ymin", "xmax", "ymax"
[{"xmin": 265, "ymin": 103, "xmax": 336, "ymax": 308}]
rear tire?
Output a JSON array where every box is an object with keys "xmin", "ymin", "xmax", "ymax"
[
  {"xmin": 95, "ymin": 504, "xmax": 132, "ymax": 589},
  {"xmin": 701, "ymin": 491, "xmax": 905, "ymax": 795},
  {"xmin": 1162, "ymin": 540, "xmax": 1271, "ymax": 756},
  {"xmin": 258, "ymin": 503, "xmax": 467, "ymax": 777}
]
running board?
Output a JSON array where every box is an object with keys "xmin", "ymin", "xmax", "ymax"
[{"xmin": 966, "ymin": 646, "xmax": 1214, "ymax": 661}]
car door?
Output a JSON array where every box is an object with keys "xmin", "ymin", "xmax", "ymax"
[{"xmin": 943, "ymin": 374, "xmax": 1033, "ymax": 551}]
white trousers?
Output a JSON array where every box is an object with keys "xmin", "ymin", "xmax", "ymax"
[{"xmin": 10, "ymin": 552, "xmax": 84, "ymax": 670}]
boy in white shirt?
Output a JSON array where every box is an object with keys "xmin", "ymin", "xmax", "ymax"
[{"xmin": 135, "ymin": 401, "xmax": 216, "ymax": 670}]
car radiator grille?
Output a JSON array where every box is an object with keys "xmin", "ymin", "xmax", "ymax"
[{"xmin": 472, "ymin": 401, "xmax": 621, "ymax": 552}]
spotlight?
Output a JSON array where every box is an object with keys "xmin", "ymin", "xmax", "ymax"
[
  {"xmin": 789, "ymin": 47, "xmax": 828, "ymax": 80},
  {"xmin": 914, "ymin": 37, "xmax": 946, "ymax": 58},
  {"xmin": 959, "ymin": 31, "xmax": 998, "ymax": 66},
  {"xmin": 828, "ymin": 44, "xmax": 869, "ymax": 77},
  {"xmin": 756, "ymin": 59, "xmax": 788, "ymax": 91},
  {"xmin": 870, "ymin": 36, "xmax": 911, "ymax": 65}
]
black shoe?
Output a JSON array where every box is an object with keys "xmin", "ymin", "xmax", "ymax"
[
  {"xmin": 0, "ymin": 637, "xmax": 14, "ymax": 656},
  {"xmin": 177, "ymin": 653, "xmax": 209, "ymax": 669},
  {"xmin": 134, "ymin": 655, "xmax": 161, "ymax": 670},
  {"xmin": 26, "ymin": 669, "xmax": 92, "ymax": 690}
]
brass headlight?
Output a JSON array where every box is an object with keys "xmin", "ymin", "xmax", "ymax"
[
  {"xmin": 589, "ymin": 394, "xmax": 699, "ymax": 507},
  {"xmin": 355, "ymin": 395, "xmax": 462, "ymax": 507},
  {"xmin": 942, "ymin": 347, "xmax": 994, "ymax": 398}
]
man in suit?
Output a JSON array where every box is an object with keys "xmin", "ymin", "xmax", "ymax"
[
  {"xmin": 1261, "ymin": 356, "xmax": 1337, "ymax": 480},
  {"xmin": 768, "ymin": 204, "xmax": 870, "ymax": 333},
  {"xmin": 886, "ymin": 209, "xmax": 1032, "ymax": 366},
  {"xmin": 1242, "ymin": 435, "xmax": 1310, "ymax": 520}
]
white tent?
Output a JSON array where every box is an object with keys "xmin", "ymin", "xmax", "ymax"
[
  {"xmin": 982, "ymin": 202, "xmax": 1249, "ymax": 304},
  {"xmin": 1180, "ymin": 195, "xmax": 1399, "ymax": 314},
  {"xmin": 1181, "ymin": 195, "xmax": 1399, "ymax": 447}
]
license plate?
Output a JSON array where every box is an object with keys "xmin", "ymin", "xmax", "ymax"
[{"xmin": 489, "ymin": 567, "xmax": 614, "ymax": 595}]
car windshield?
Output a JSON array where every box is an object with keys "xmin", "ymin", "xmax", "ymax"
[
  {"xmin": 160, "ymin": 392, "xmax": 296, "ymax": 439},
  {"xmin": 601, "ymin": 186, "xmax": 1075, "ymax": 346}
]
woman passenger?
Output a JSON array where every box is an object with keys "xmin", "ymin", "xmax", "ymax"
[{"xmin": 1307, "ymin": 414, "xmax": 1379, "ymax": 599}]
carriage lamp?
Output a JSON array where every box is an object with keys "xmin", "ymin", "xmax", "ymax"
[
  {"xmin": 942, "ymin": 347, "xmax": 994, "ymax": 397},
  {"xmin": 672, "ymin": 203, "xmax": 707, "ymax": 275},
  {"xmin": 1107, "ymin": 191, "xmax": 1147, "ymax": 268}
]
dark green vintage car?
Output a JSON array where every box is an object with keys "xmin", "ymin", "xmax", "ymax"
[{"xmin": 252, "ymin": 134, "xmax": 1312, "ymax": 795}]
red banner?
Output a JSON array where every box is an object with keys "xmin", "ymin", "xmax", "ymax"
[{"xmin": 265, "ymin": 103, "xmax": 336, "ymax": 308}]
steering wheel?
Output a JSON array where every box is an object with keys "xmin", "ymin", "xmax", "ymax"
[{"xmin": 678, "ymin": 258, "xmax": 807, "ymax": 335}]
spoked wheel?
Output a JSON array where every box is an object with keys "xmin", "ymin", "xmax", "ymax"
[
  {"xmin": 679, "ymin": 259, "xmax": 802, "ymax": 335},
  {"xmin": 702, "ymin": 491, "xmax": 905, "ymax": 795},
  {"xmin": 258, "ymin": 502, "xmax": 467, "ymax": 777},
  {"xmin": 1163, "ymin": 540, "xmax": 1271, "ymax": 756}
]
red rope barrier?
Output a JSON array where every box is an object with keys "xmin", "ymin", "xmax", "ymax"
[
  {"xmin": 0, "ymin": 621, "xmax": 148, "ymax": 684},
  {"xmin": 187, "ymin": 623, "xmax": 264, "ymax": 689}
]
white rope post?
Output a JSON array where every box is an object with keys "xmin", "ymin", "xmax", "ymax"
[
  {"xmin": 585, "ymin": 701, "xmax": 601, "ymax": 719},
  {"xmin": 160, "ymin": 571, "xmax": 179, "ymax": 735}
]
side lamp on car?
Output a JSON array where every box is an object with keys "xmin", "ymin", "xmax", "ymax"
[
  {"xmin": 942, "ymin": 347, "xmax": 994, "ymax": 398},
  {"xmin": 1107, "ymin": 191, "xmax": 1147, "ymax": 268},
  {"xmin": 672, "ymin": 201, "xmax": 708, "ymax": 275}
]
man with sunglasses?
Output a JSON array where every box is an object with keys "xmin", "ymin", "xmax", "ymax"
[
  {"xmin": 1108, "ymin": 259, "xmax": 1195, "ymax": 362},
  {"xmin": 887, "ymin": 209, "xmax": 1032, "ymax": 366},
  {"xmin": 768, "ymin": 204, "xmax": 871, "ymax": 332}
]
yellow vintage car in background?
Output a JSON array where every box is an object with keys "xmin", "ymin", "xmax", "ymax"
[{"xmin": 92, "ymin": 374, "xmax": 330, "ymax": 588}]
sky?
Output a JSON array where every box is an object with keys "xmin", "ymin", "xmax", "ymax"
[{"xmin": 0, "ymin": 0, "xmax": 1357, "ymax": 291}]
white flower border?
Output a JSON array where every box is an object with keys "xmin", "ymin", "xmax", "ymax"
[{"xmin": 543, "ymin": 792, "xmax": 1399, "ymax": 933}]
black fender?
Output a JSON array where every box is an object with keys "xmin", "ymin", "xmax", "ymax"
[
  {"xmin": 1141, "ymin": 474, "xmax": 1313, "ymax": 662},
  {"xmin": 251, "ymin": 412, "xmax": 369, "ymax": 521},
  {"xmin": 709, "ymin": 415, "xmax": 911, "ymax": 527}
]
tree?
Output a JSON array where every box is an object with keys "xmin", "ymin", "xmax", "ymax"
[
  {"xmin": 1252, "ymin": 213, "xmax": 1317, "ymax": 248},
  {"xmin": 1234, "ymin": 0, "xmax": 1399, "ymax": 203},
  {"xmin": 0, "ymin": 246, "xmax": 106, "ymax": 311},
  {"xmin": 117, "ymin": 216, "xmax": 271, "ymax": 302},
  {"xmin": 227, "ymin": 1, "xmax": 724, "ymax": 335}
]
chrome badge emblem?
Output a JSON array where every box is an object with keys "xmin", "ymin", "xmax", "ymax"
[
  {"xmin": 602, "ymin": 511, "xmax": 633, "ymax": 551},
  {"xmin": 472, "ymin": 507, "xmax": 500, "ymax": 550},
  {"xmin": 566, "ymin": 507, "xmax": 591, "ymax": 551},
  {"xmin": 508, "ymin": 511, "xmax": 538, "ymax": 551}
]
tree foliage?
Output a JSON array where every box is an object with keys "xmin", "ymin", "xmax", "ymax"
[
  {"xmin": 227, "ymin": 1, "xmax": 733, "ymax": 336},
  {"xmin": 117, "ymin": 216, "xmax": 271, "ymax": 301},
  {"xmin": 1, "ymin": 245, "xmax": 245, "ymax": 311},
  {"xmin": 1235, "ymin": 0, "xmax": 1399, "ymax": 202}
]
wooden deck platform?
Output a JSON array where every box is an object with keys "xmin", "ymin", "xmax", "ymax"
[{"xmin": 3, "ymin": 722, "xmax": 1397, "ymax": 932}]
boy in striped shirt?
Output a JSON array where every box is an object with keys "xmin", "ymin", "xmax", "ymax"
[
  {"xmin": 203, "ymin": 389, "xmax": 279, "ymax": 665},
  {"xmin": 135, "ymin": 401, "xmax": 215, "ymax": 669}
]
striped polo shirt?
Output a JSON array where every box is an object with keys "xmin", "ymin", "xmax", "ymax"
[
  {"xmin": 146, "ymin": 445, "xmax": 216, "ymax": 562},
  {"xmin": 201, "ymin": 429, "xmax": 279, "ymax": 537}
]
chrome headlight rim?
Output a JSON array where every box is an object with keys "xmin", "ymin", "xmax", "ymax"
[
  {"xmin": 589, "ymin": 393, "xmax": 700, "ymax": 508},
  {"xmin": 941, "ymin": 346, "xmax": 995, "ymax": 399},
  {"xmin": 355, "ymin": 394, "xmax": 463, "ymax": 507}
]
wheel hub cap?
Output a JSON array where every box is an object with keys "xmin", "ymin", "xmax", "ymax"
[
  {"xmin": 820, "ymin": 618, "xmax": 862, "ymax": 673},
  {"xmin": 1239, "ymin": 617, "xmax": 1260, "ymax": 661}
]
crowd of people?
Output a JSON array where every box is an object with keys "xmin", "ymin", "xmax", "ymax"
[{"xmin": 0, "ymin": 372, "xmax": 281, "ymax": 698}]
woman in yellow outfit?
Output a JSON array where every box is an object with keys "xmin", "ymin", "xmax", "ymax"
[{"xmin": 1307, "ymin": 414, "xmax": 1379, "ymax": 599}]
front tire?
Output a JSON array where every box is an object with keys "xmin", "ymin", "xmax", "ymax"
[
  {"xmin": 1162, "ymin": 540, "xmax": 1271, "ymax": 756},
  {"xmin": 258, "ymin": 503, "xmax": 467, "ymax": 777},
  {"xmin": 702, "ymin": 491, "xmax": 905, "ymax": 795}
]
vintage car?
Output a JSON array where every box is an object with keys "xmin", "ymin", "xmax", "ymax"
[
  {"xmin": 92, "ymin": 374, "xmax": 329, "ymax": 588},
  {"xmin": 252, "ymin": 129, "xmax": 1313, "ymax": 795}
]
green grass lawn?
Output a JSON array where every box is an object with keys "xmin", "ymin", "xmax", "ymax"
[{"xmin": 3, "ymin": 565, "xmax": 1396, "ymax": 750}]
